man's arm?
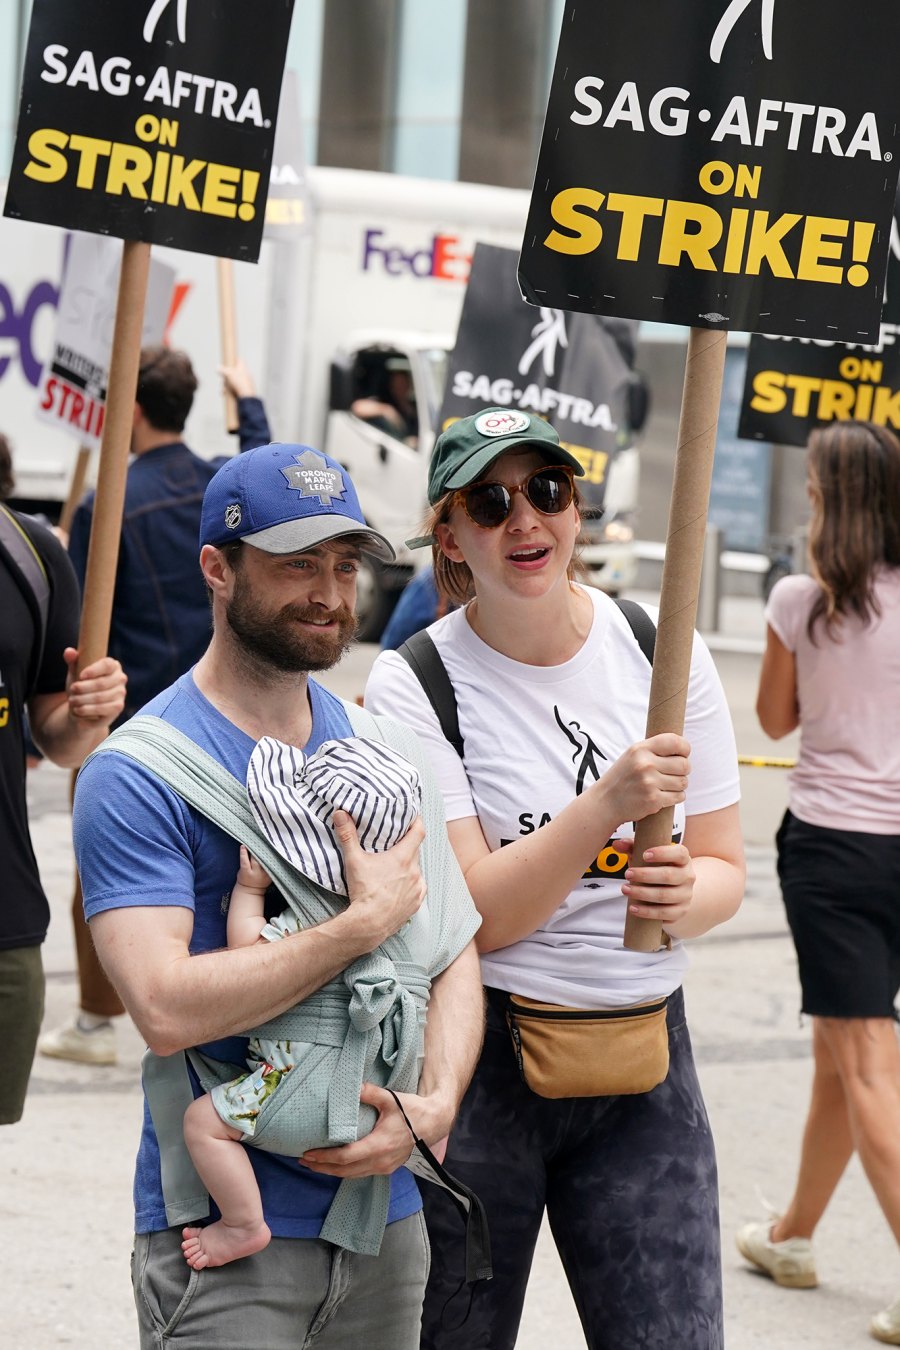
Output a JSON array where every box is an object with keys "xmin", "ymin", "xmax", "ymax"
[
  {"xmin": 89, "ymin": 811, "xmax": 427, "ymax": 1055},
  {"xmin": 25, "ymin": 521, "xmax": 127, "ymax": 767},
  {"xmin": 219, "ymin": 358, "xmax": 272, "ymax": 450},
  {"xmin": 28, "ymin": 648, "xmax": 127, "ymax": 768},
  {"xmin": 300, "ymin": 938, "xmax": 484, "ymax": 1177}
]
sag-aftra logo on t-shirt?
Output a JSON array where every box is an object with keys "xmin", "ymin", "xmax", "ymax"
[{"xmin": 500, "ymin": 703, "xmax": 682, "ymax": 886}]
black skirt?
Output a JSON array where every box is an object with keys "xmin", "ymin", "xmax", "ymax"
[{"xmin": 776, "ymin": 809, "xmax": 900, "ymax": 1018}]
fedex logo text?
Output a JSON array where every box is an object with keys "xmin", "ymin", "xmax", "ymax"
[
  {"xmin": 362, "ymin": 228, "xmax": 471, "ymax": 282},
  {"xmin": 0, "ymin": 277, "xmax": 60, "ymax": 387}
]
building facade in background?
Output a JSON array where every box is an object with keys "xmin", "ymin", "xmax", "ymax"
[{"xmin": 0, "ymin": 0, "xmax": 565, "ymax": 186}]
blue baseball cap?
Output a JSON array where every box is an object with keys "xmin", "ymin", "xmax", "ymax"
[{"xmin": 200, "ymin": 443, "xmax": 395, "ymax": 562}]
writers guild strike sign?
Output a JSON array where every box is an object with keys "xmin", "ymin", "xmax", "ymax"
[
  {"xmin": 739, "ymin": 206, "xmax": 900, "ymax": 444},
  {"xmin": 518, "ymin": 0, "xmax": 900, "ymax": 342},
  {"xmin": 4, "ymin": 0, "xmax": 294, "ymax": 262},
  {"xmin": 36, "ymin": 231, "xmax": 176, "ymax": 448},
  {"xmin": 440, "ymin": 243, "xmax": 640, "ymax": 505}
]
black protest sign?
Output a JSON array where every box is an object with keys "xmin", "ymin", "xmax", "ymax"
[
  {"xmin": 441, "ymin": 243, "xmax": 639, "ymax": 504},
  {"xmin": 739, "ymin": 207, "xmax": 900, "ymax": 444},
  {"xmin": 4, "ymin": 0, "xmax": 294, "ymax": 262},
  {"xmin": 709, "ymin": 348, "xmax": 771, "ymax": 549},
  {"xmin": 519, "ymin": 1, "xmax": 900, "ymax": 342}
]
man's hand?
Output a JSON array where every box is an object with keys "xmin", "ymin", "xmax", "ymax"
[
  {"xmin": 300, "ymin": 1082, "xmax": 451, "ymax": 1178},
  {"xmin": 29, "ymin": 649, "xmax": 128, "ymax": 767},
  {"xmin": 335, "ymin": 811, "xmax": 426, "ymax": 948},
  {"xmin": 64, "ymin": 648, "xmax": 127, "ymax": 725},
  {"xmin": 219, "ymin": 358, "xmax": 256, "ymax": 400}
]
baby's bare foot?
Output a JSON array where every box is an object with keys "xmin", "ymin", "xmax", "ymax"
[{"xmin": 181, "ymin": 1220, "xmax": 272, "ymax": 1269}]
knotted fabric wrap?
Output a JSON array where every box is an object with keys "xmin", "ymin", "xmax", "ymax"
[
  {"xmin": 83, "ymin": 704, "xmax": 480, "ymax": 1256},
  {"xmin": 246, "ymin": 734, "xmax": 421, "ymax": 894}
]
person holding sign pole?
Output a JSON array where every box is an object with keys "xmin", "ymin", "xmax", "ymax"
[
  {"xmin": 365, "ymin": 409, "xmax": 745, "ymax": 1349},
  {"xmin": 0, "ymin": 446, "xmax": 126, "ymax": 1124},
  {"xmin": 71, "ymin": 443, "xmax": 482, "ymax": 1349},
  {"xmin": 737, "ymin": 421, "xmax": 900, "ymax": 1348},
  {"xmin": 39, "ymin": 349, "xmax": 272, "ymax": 1067}
]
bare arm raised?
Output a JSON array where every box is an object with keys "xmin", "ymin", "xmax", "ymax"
[
  {"xmin": 226, "ymin": 847, "xmax": 275, "ymax": 949},
  {"xmin": 29, "ymin": 647, "xmax": 127, "ymax": 769}
]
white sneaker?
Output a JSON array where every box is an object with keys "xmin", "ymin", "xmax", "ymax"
[
  {"xmin": 38, "ymin": 1015, "xmax": 117, "ymax": 1066},
  {"xmin": 871, "ymin": 1294, "xmax": 900, "ymax": 1345},
  {"xmin": 735, "ymin": 1219, "xmax": 818, "ymax": 1289}
]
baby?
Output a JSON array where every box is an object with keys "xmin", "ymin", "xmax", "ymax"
[
  {"xmin": 181, "ymin": 846, "xmax": 299, "ymax": 1270},
  {"xmin": 180, "ymin": 732, "xmax": 422, "ymax": 1270}
]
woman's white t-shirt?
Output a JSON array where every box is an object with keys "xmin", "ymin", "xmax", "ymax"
[{"xmin": 365, "ymin": 587, "xmax": 740, "ymax": 1008}]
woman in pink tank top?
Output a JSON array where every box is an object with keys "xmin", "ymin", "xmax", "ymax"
[{"xmin": 736, "ymin": 422, "xmax": 900, "ymax": 1346}]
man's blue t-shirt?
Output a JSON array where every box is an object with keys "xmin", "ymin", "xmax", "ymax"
[{"xmin": 74, "ymin": 670, "xmax": 421, "ymax": 1237}]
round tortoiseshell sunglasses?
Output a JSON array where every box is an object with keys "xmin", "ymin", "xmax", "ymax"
[{"xmin": 454, "ymin": 464, "xmax": 577, "ymax": 529}]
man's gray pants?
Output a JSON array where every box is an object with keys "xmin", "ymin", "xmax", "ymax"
[{"xmin": 131, "ymin": 1212, "xmax": 430, "ymax": 1349}]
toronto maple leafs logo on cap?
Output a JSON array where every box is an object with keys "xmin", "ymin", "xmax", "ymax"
[
  {"xmin": 224, "ymin": 502, "xmax": 242, "ymax": 530},
  {"xmin": 474, "ymin": 411, "xmax": 531, "ymax": 438},
  {"xmin": 281, "ymin": 449, "xmax": 347, "ymax": 506}
]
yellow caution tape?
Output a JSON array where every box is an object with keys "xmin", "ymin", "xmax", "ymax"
[{"xmin": 738, "ymin": 755, "xmax": 796, "ymax": 768}]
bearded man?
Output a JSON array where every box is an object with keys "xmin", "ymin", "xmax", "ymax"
[{"xmin": 72, "ymin": 444, "xmax": 483, "ymax": 1349}]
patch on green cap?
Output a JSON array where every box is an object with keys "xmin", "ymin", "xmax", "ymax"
[{"xmin": 427, "ymin": 407, "xmax": 585, "ymax": 505}]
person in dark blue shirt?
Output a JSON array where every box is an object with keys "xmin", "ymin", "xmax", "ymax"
[
  {"xmin": 380, "ymin": 566, "xmax": 456, "ymax": 651},
  {"xmin": 39, "ymin": 349, "xmax": 272, "ymax": 1066}
]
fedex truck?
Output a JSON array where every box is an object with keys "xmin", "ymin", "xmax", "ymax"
[{"xmin": 0, "ymin": 166, "xmax": 642, "ymax": 636}]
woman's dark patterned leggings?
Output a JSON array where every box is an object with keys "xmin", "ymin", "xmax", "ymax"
[{"xmin": 421, "ymin": 986, "xmax": 723, "ymax": 1350}]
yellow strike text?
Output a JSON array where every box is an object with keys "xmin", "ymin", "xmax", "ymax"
[
  {"xmin": 544, "ymin": 186, "xmax": 875, "ymax": 287},
  {"xmin": 750, "ymin": 368, "xmax": 900, "ymax": 426},
  {"xmin": 24, "ymin": 126, "xmax": 260, "ymax": 220}
]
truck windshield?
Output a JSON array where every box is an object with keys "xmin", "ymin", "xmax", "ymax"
[{"xmin": 420, "ymin": 348, "xmax": 449, "ymax": 431}]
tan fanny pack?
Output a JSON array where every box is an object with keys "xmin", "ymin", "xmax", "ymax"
[{"xmin": 504, "ymin": 994, "xmax": 670, "ymax": 1099}]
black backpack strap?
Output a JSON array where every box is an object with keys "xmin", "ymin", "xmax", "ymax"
[
  {"xmin": 614, "ymin": 597, "xmax": 656, "ymax": 665},
  {"xmin": 0, "ymin": 505, "xmax": 50, "ymax": 693},
  {"xmin": 397, "ymin": 629, "xmax": 464, "ymax": 759},
  {"xmin": 397, "ymin": 602, "xmax": 653, "ymax": 756}
]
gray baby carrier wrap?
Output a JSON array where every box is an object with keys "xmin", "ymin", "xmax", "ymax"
[{"xmin": 87, "ymin": 701, "xmax": 480, "ymax": 1258}]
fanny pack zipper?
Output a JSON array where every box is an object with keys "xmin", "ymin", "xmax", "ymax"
[{"xmin": 508, "ymin": 997, "xmax": 667, "ymax": 1021}]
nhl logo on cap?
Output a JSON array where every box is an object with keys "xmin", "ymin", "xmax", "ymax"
[
  {"xmin": 475, "ymin": 411, "xmax": 531, "ymax": 438},
  {"xmin": 224, "ymin": 503, "xmax": 242, "ymax": 530},
  {"xmin": 281, "ymin": 449, "xmax": 347, "ymax": 506}
]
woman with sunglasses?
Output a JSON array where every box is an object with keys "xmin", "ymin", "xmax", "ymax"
[{"xmin": 366, "ymin": 408, "xmax": 745, "ymax": 1350}]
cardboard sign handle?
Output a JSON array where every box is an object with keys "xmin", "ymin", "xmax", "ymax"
[
  {"xmin": 76, "ymin": 240, "xmax": 152, "ymax": 674},
  {"xmin": 217, "ymin": 257, "xmax": 240, "ymax": 433},
  {"xmin": 623, "ymin": 326, "xmax": 727, "ymax": 953},
  {"xmin": 58, "ymin": 444, "xmax": 92, "ymax": 536}
]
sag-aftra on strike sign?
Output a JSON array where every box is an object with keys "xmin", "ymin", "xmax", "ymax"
[
  {"xmin": 519, "ymin": 1, "xmax": 900, "ymax": 341},
  {"xmin": 4, "ymin": 0, "xmax": 293, "ymax": 262}
]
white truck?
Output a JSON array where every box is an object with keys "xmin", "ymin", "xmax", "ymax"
[{"xmin": 1, "ymin": 166, "xmax": 642, "ymax": 637}]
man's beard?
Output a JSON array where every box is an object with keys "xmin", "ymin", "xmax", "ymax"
[{"xmin": 225, "ymin": 571, "xmax": 358, "ymax": 673}]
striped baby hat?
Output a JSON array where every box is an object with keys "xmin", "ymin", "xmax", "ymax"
[{"xmin": 246, "ymin": 735, "xmax": 422, "ymax": 895}]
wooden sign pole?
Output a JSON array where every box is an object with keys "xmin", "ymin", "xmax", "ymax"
[
  {"xmin": 76, "ymin": 239, "xmax": 151, "ymax": 672},
  {"xmin": 58, "ymin": 444, "xmax": 92, "ymax": 536},
  {"xmin": 623, "ymin": 326, "xmax": 727, "ymax": 952},
  {"xmin": 217, "ymin": 256, "xmax": 239, "ymax": 432}
]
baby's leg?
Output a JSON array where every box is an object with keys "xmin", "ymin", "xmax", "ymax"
[{"xmin": 181, "ymin": 1093, "xmax": 271, "ymax": 1269}]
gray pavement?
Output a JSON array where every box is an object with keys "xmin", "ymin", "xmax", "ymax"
[{"xmin": 3, "ymin": 593, "xmax": 897, "ymax": 1348}]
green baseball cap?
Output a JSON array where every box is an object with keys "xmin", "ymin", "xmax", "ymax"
[{"xmin": 427, "ymin": 409, "xmax": 585, "ymax": 504}]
